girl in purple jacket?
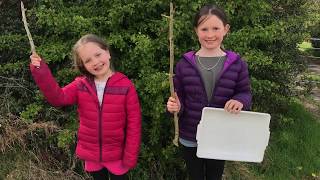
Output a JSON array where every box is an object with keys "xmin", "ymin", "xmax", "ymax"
[{"xmin": 167, "ymin": 4, "xmax": 252, "ymax": 180}]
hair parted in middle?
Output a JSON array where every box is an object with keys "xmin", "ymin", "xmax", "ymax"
[
  {"xmin": 72, "ymin": 34, "xmax": 113, "ymax": 77},
  {"xmin": 193, "ymin": 4, "xmax": 229, "ymax": 28}
]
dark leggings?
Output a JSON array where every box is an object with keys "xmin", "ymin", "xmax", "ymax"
[
  {"xmin": 182, "ymin": 146, "xmax": 225, "ymax": 180},
  {"xmin": 89, "ymin": 168, "xmax": 126, "ymax": 180}
]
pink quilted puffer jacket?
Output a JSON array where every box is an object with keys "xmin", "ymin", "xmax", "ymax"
[{"xmin": 30, "ymin": 61, "xmax": 141, "ymax": 168}]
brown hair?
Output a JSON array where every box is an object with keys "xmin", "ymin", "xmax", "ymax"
[
  {"xmin": 193, "ymin": 4, "xmax": 229, "ymax": 28},
  {"xmin": 72, "ymin": 34, "xmax": 111, "ymax": 77}
]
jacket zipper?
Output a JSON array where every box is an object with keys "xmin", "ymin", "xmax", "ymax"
[
  {"xmin": 98, "ymin": 78, "xmax": 109, "ymax": 162},
  {"xmin": 98, "ymin": 103, "xmax": 102, "ymax": 162}
]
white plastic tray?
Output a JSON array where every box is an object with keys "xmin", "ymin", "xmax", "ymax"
[{"xmin": 196, "ymin": 107, "xmax": 271, "ymax": 163}]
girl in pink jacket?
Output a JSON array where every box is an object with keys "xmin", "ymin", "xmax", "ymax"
[{"xmin": 30, "ymin": 34, "xmax": 141, "ymax": 180}]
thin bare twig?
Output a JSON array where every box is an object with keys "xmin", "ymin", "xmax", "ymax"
[
  {"xmin": 0, "ymin": 75, "xmax": 24, "ymax": 81},
  {"xmin": 168, "ymin": 3, "xmax": 179, "ymax": 146},
  {"xmin": 21, "ymin": 1, "xmax": 36, "ymax": 53},
  {"xmin": 0, "ymin": 84, "xmax": 33, "ymax": 93},
  {"xmin": 0, "ymin": 75, "xmax": 33, "ymax": 93}
]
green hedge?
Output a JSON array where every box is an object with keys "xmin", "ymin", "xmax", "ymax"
[{"xmin": 0, "ymin": 0, "xmax": 317, "ymax": 179}]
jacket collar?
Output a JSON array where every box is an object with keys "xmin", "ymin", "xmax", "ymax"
[
  {"xmin": 182, "ymin": 50, "xmax": 240, "ymax": 73},
  {"xmin": 83, "ymin": 72, "xmax": 126, "ymax": 87},
  {"xmin": 77, "ymin": 72, "xmax": 126, "ymax": 97}
]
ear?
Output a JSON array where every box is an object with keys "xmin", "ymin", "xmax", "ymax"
[
  {"xmin": 224, "ymin": 24, "xmax": 230, "ymax": 35},
  {"xmin": 194, "ymin": 27, "xmax": 199, "ymax": 36},
  {"xmin": 106, "ymin": 50, "xmax": 111, "ymax": 60}
]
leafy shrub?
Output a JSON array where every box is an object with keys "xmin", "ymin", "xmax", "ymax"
[{"xmin": 0, "ymin": 0, "xmax": 315, "ymax": 179}]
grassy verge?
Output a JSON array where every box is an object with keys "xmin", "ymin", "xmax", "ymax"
[
  {"xmin": 0, "ymin": 149, "xmax": 86, "ymax": 180},
  {"xmin": 298, "ymin": 41, "xmax": 320, "ymax": 57},
  {"xmin": 298, "ymin": 41, "xmax": 313, "ymax": 52},
  {"xmin": 1, "ymin": 98, "xmax": 319, "ymax": 179},
  {"xmin": 249, "ymin": 98, "xmax": 320, "ymax": 179},
  {"xmin": 0, "ymin": 150, "xmax": 22, "ymax": 180}
]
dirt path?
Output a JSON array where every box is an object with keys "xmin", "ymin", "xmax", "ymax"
[
  {"xmin": 304, "ymin": 57, "xmax": 320, "ymax": 120},
  {"xmin": 307, "ymin": 58, "xmax": 320, "ymax": 101},
  {"xmin": 300, "ymin": 97, "xmax": 320, "ymax": 120}
]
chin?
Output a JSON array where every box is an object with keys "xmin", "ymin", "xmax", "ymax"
[{"xmin": 203, "ymin": 47, "xmax": 218, "ymax": 51}]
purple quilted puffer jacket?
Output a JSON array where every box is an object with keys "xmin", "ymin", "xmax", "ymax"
[{"xmin": 174, "ymin": 50, "xmax": 252, "ymax": 142}]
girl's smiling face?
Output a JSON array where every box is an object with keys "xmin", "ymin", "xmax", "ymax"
[
  {"xmin": 78, "ymin": 42, "xmax": 111, "ymax": 81},
  {"xmin": 195, "ymin": 15, "xmax": 229, "ymax": 52}
]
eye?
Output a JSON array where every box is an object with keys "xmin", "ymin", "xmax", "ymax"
[
  {"xmin": 84, "ymin": 58, "xmax": 91, "ymax": 64},
  {"xmin": 95, "ymin": 53, "xmax": 101, "ymax": 57},
  {"xmin": 201, "ymin": 28, "xmax": 208, "ymax": 31}
]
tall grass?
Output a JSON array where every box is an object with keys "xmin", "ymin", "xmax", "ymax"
[{"xmin": 250, "ymin": 99, "xmax": 320, "ymax": 179}]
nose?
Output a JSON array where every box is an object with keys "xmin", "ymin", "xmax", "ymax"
[
  {"xmin": 91, "ymin": 57, "xmax": 100, "ymax": 67},
  {"xmin": 207, "ymin": 30, "xmax": 215, "ymax": 38}
]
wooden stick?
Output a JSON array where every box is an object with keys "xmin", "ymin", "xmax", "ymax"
[
  {"xmin": 21, "ymin": 1, "xmax": 36, "ymax": 53},
  {"xmin": 169, "ymin": 2, "xmax": 179, "ymax": 147}
]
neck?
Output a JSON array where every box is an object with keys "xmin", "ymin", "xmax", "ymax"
[
  {"xmin": 197, "ymin": 48, "xmax": 225, "ymax": 57},
  {"xmin": 94, "ymin": 70, "xmax": 114, "ymax": 82}
]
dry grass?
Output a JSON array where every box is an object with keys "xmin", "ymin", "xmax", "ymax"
[
  {"xmin": 0, "ymin": 114, "xmax": 59, "ymax": 152},
  {"xmin": 0, "ymin": 114, "xmax": 89, "ymax": 180},
  {"xmin": 5, "ymin": 155, "xmax": 86, "ymax": 180},
  {"xmin": 223, "ymin": 161, "xmax": 257, "ymax": 180}
]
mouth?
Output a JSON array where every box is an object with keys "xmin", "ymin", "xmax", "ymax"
[
  {"xmin": 94, "ymin": 63, "xmax": 104, "ymax": 71},
  {"xmin": 205, "ymin": 40, "xmax": 216, "ymax": 43}
]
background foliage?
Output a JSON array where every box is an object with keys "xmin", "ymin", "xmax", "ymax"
[{"xmin": 0, "ymin": 0, "xmax": 319, "ymax": 179}]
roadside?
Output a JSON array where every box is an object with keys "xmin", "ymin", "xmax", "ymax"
[
  {"xmin": 298, "ymin": 40, "xmax": 320, "ymax": 120},
  {"xmin": 307, "ymin": 57, "xmax": 320, "ymax": 102},
  {"xmin": 302, "ymin": 57, "xmax": 320, "ymax": 120},
  {"xmin": 300, "ymin": 96, "xmax": 320, "ymax": 123}
]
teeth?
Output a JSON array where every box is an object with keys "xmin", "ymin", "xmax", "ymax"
[
  {"xmin": 95, "ymin": 66, "xmax": 101, "ymax": 71},
  {"xmin": 94, "ymin": 64, "xmax": 104, "ymax": 71}
]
